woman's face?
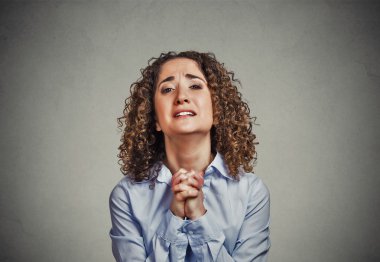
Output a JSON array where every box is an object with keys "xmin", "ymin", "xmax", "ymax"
[{"xmin": 154, "ymin": 58, "xmax": 213, "ymax": 138}]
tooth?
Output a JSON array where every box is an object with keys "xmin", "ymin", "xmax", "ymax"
[{"xmin": 176, "ymin": 112, "xmax": 193, "ymax": 116}]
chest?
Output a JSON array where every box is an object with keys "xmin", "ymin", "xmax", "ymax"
[{"xmin": 131, "ymin": 180, "xmax": 248, "ymax": 252}]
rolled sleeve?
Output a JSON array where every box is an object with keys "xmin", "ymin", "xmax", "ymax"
[
  {"xmin": 182, "ymin": 212, "xmax": 226, "ymax": 261},
  {"xmin": 156, "ymin": 210, "xmax": 188, "ymax": 245},
  {"xmin": 184, "ymin": 212, "xmax": 224, "ymax": 245}
]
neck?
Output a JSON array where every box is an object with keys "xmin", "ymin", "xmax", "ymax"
[{"xmin": 163, "ymin": 133, "xmax": 213, "ymax": 175}]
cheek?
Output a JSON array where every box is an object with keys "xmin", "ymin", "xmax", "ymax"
[
  {"xmin": 154, "ymin": 99, "xmax": 170, "ymax": 122},
  {"xmin": 154, "ymin": 94, "xmax": 163, "ymax": 116},
  {"xmin": 208, "ymin": 96, "xmax": 214, "ymax": 114},
  {"xmin": 202, "ymin": 95, "xmax": 214, "ymax": 122},
  {"xmin": 154, "ymin": 103, "xmax": 163, "ymax": 120},
  {"xmin": 154, "ymin": 98, "xmax": 162, "ymax": 122}
]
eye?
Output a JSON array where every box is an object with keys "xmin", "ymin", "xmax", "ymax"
[
  {"xmin": 190, "ymin": 84, "xmax": 202, "ymax": 90},
  {"xmin": 161, "ymin": 87, "xmax": 174, "ymax": 94}
]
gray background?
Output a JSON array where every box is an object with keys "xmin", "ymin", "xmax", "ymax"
[{"xmin": 1, "ymin": 0, "xmax": 379, "ymax": 261}]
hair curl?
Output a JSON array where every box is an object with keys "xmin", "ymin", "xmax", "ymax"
[{"xmin": 117, "ymin": 51, "xmax": 258, "ymax": 182}]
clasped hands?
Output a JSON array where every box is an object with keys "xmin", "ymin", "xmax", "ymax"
[{"xmin": 170, "ymin": 168, "xmax": 206, "ymax": 220}]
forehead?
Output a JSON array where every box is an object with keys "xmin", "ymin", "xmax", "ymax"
[{"xmin": 158, "ymin": 58, "xmax": 204, "ymax": 78}]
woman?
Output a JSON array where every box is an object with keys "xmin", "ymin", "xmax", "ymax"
[{"xmin": 109, "ymin": 51, "xmax": 270, "ymax": 261}]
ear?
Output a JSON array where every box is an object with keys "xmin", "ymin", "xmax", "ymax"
[{"xmin": 155, "ymin": 121, "xmax": 162, "ymax": 132}]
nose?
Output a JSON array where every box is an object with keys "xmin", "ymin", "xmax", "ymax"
[
  {"xmin": 175, "ymin": 83, "xmax": 190, "ymax": 105},
  {"xmin": 176, "ymin": 98, "xmax": 189, "ymax": 105}
]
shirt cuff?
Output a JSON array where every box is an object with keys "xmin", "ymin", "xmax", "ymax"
[
  {"xmin": 182, "ymin": 211, "xmax": 224, "ymax": 246},
  {"xmin": 156, "ymin": 210, "xmax": 188, "ymax": 244}
]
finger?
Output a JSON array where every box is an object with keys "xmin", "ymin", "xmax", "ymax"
[
  {"xmin": 177, "ymin": 171, "xmax": 204, "ymax": 189},
  {"xmin": 172, "ymin": 173, "xmax": 191, "ymax": 187},
  {"xmin": 191, "ymin": 172, "xmax": 205, "ymax": 187},
  {"xmin": 177, "ymin": 188, "xmax": 198, "ymax": 200},
  {"xmin": 172, "ymin": 168, "xmax": 189, "ymax": 187},
  {"xmin": 185, "ymin": 177, "xmax": 202, "ymax": 190},
  {"xmin": 196, "ymin": 170, "xmax": 205, "ymax": 179},
  {"xmin": 172, "ymin": 169, "xmax": 204, "ymax": 188},
  {"xmin": 172, "ymin": 183, "xmax": 193, "ymax": 194},
  {"xmin": 173, "ymin": 169, "xmax": 196, "ymax": 184},
  {"xmin": 173, "ymin": 168, "xmax": 188, "ymax": 179}
]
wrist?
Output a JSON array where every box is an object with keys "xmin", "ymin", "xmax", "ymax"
[
  {"xmin": 188, "ymin": 207, "xmax": 207, "ymax": 220},
  {"xmin": 170, "ymin": 202, "xmax": 185, "ymax": 219}
]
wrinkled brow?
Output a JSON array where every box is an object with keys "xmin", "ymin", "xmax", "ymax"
[
  {"xmin": 185, "ymin": 74, "xmax": 207, "ymax": 83},
  {"xmin": 157, "ymin": 74, "xmax": 206, "ymax": 87}
]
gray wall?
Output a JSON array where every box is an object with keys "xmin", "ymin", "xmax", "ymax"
[{"xmin": 1, "ymin": 1, "xmax": 379, "ymax": 261}]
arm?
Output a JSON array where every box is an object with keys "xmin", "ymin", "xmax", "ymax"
[
  {"xmin": 109, "ymin": 183, "xmax": 188, "ymax": 262},
  {"xmin": 231, "ymin": 178, "xmax": 270, "ymax": 261},
  {"xmin": 182, "ymin": 177, "xmax": 271, "ymax": 261}
]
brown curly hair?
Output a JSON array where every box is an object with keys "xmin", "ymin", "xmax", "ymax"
[{"xmin": 117, "ymin": 51, "xmax": 258, "ymax": 182}]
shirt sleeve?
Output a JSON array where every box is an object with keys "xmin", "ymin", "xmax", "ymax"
[
  {"xmin": 183, "ymin": 177, "xmax": 271, "ymax": 261},
  {"xmin": 109, "ymin": 183, "xmax": 189, "ymax": 262}
]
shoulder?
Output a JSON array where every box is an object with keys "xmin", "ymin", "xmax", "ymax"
[
  {"xmin": 109, "ymin": 177, "xmax": 131, "ymax": 207},
  {"xmin": 212, "ymin": 153, "xmax": 269, "ymax": 198},
  {"xmin": 239, "ymin": 171, "xmax": 270, "ymax": 201},
  {"xmin": 109, "ymin": 176, "xmax": 152, "ymax": 205}
]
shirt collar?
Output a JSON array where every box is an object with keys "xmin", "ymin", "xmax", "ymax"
[
  {"xmin": 205, "ymin": 151, "xmax": 234, "ymax": 180},
  {"xmin": 155, "ymin": 163, "xmax": 172, "ymax": 185},
  {"xmin": 155, "ymin": 151, "xmax": 233, "ymax": 185}
]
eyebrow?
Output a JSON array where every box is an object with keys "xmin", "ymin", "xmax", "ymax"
[{"xmin": 157, "ymin": 74, "xmax": 206, "ymax": 87}]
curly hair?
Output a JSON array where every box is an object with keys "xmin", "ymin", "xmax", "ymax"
[{"xmin": 117, "ymin": 51, "xmax": 258, "ymax": 182}]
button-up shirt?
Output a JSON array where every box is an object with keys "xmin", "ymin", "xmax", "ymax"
[{"xmin": 109, "ymin": 152, "xmax": 270, "ymax": 261}]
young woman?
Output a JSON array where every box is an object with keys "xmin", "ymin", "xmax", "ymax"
[{"xmin": 109, "ymin": 51, "xmax": 270, "ymax": 261}]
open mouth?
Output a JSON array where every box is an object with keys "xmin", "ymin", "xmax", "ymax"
[{"xmin": 174, "ymin": 111, "xmax": 196, "ymax": 117}]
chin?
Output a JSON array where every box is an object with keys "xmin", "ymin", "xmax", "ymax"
[
  {"xmin": 177, "ymin": 128, "xmax": 212, "ymax": 135},
  {"xmin": 163, "ymin": 127, "xmax": 210, "ymax": 136}
]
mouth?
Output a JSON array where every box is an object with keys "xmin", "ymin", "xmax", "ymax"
[{"xmin": 173, "ymin": 110, "xmax": 196, "ymax": 118}]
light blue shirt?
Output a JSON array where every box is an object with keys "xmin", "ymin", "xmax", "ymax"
[{"xmin": 109, "ymin": 152, "xmax": 270, "ymax": 261}]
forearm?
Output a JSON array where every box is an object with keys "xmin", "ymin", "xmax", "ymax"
[{"xmin": 111, "ymin": 209, "xmax": 190, "ymax": 261}]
